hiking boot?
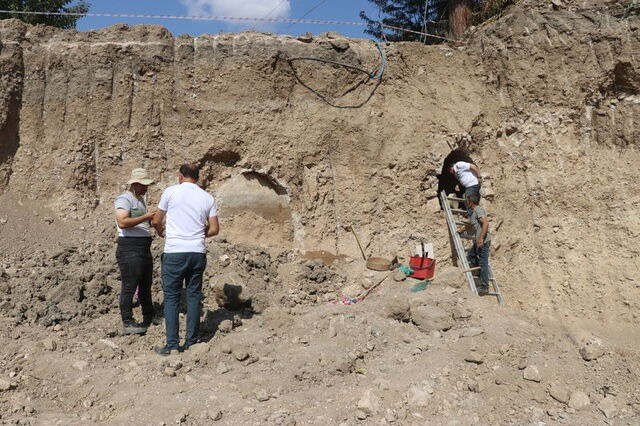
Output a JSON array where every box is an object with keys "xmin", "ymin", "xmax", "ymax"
[
  {"xmin": 477, "ymin": 286, "xmax": 490, "ymax": 296},
  {"xmin": 123, "ymin": 322, "xmax": 147, "ymax": 335},
  {"xmin": 181, "ymin": 340, "xmax": 197, "ymax": 352},
  {"xmin": 142, "ymin": 315, "xmax": 162, "ymax": 327},
  {"xmin": 154, "ymin": 345, "xmax": 178, "ymax": 356}
]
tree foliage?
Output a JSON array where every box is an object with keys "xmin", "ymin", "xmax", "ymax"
[
  {"xmin": 0, "ymin": 0, "xmax": 89, "ymax": 29},
  {"xmin": 361, "ymin": 0, "xmax": 513, "ymax": 43},
  {"xmin": 360, "ymin": 0, "xmax": 448, "ymax": 43}
]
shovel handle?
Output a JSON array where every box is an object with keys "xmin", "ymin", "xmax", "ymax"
[{"xmin": 350, "ymin": 226, "xmax": 367, "ymax": 261}]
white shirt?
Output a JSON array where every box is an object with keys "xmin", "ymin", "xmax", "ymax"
[
  {"xmin": 158, "ymin": 182, "xmax": 218, "ymax": 253},
  {"xmin": 453, "ymin": 161, "xmax": 479, "ymax": 188}
]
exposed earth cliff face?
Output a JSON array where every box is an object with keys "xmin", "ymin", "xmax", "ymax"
[{"xmin": 0, "ymin": 0, "xmax": 639, "ymax": 424}]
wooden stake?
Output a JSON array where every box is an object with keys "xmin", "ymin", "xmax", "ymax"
[{"xmin": 358, "ymin": 272, "xmax": 393, "ymax": 301}]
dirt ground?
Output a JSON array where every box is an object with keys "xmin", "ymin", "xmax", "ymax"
[{"xmin": 1, "ymin": 0, "xmax": 639, "ymax": 424}]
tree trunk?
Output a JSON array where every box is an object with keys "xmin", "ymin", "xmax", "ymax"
[{"xmin": 449, "ymin": 0, "xmax": 473, "ymax": 39}]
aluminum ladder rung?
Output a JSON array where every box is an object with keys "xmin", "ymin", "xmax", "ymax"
[{"xmin": 447, "ymin": 195, "xmax": 465, "ymax": 202}]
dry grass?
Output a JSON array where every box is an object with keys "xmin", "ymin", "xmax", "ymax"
[{"xmin": 474, "ymin": 0, "xmax": 513, "ymax": 23}]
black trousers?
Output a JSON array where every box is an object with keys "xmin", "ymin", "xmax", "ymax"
[{"xmin": 116, "ymin": 237, "xmax": 154, "ymax": 324}]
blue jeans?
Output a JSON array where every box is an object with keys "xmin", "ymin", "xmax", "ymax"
[
  {"xmin": 467, "ymin": 240, "xmax": 491, "ymax": 288},
  {"xmin": 464, "ymin": 184, "xmax": 482, "ymax": 216},
  {"xmin": 161, "ymin": 252, "xmax": 207, "ymax": 349},
  {"xmin": 464, "ymin": 184, "xmax": 481, "ymax": 199}
]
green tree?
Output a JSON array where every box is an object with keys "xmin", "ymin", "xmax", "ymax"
[
  {"xmin": 0, "ymin": 0, "xmax": 90, "ymax": 29},
  {"xmin": 361, "ymin": 0, "xmax": 513, "ymax": 42},
  {"xmin": 360, "ymin": 0, "xmax": 448, "ymax": 43}
]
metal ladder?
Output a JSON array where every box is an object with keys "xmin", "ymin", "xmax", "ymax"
[{"xmin": 439, "ymin": 191, "xmax": 504, "ymax": 305}]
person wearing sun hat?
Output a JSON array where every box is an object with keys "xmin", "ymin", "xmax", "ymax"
[{"xmin": 114, "ymin": 168, "xmax": 157, "ymax": 335}]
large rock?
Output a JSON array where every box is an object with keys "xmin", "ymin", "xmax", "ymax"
[
  {"xmin": 406, "ymin": 382, "xmax": 433, "ymax": 407},
  {"xmin": 357, "ymin": 389, "xmax": 382, "ymax": 415},
  {"xmin": 568, "ymin": 391, "xmax": 590, "ymax": 410},
  {"xmin": 579, "ymin": 336, "xmax": 606, "ymax": 361},
  {"xmin": 598, "ymin": 396, "xmax": 617, "ymax": 418},
  {"xmin": 379, "ymin": 294, "xmax": 411, "ymax": 322},
  {"xmin": 410, "ymin": 305, "xmax": 455, "ymax": 332},
  {"xmin": 522, "ymin": 365, "xmax": 541, "ymax": 382},
  {"xmin": 46, "ymin": 283, "xmax": 84, "ymax": 304},
  {"xmin": 210, "ymin": 273, "xmax": 256, "ymax": 311},
  {"xmin": 433, "ymin": 267, "xmax": 465, "ymax": 288},
  {"xmin": 549, "ymin": 384, "xmax": 570, "ymax": 404},
  {"xmin": 0, "ymin": 379, "xmax": 14, "ymax": 391}
]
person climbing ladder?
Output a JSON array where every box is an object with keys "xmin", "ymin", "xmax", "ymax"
[{"xmin": 465, "ymin": 192, "xmax": 491, "ymax": 295}]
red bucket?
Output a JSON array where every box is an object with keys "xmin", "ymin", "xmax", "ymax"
[{"xmin": 409, "ymin": 256, "xmax": 436, "ymax": 280}]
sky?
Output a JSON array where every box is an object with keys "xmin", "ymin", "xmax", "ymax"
[{"xmin": 75, "ymin": 0, "xmax": 383, "ymax": 39}]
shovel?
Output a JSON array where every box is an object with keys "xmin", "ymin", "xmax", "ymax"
[
  {"xmin": 366, "ymin": 256, "xmax": 393, "ymax": 271},
  {"xmin": 348, "ymin": 224, "xmax": 367, "ymax": 261},
  {"xmin": 348, "ymin": 224, "xmax": 394, "ymax": 271}
]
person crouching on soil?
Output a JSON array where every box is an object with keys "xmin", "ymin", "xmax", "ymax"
[
  {"xmin": 114, "ymin": 168, "xmax": 157, "ymax": 335},
  {"xmin": 465, "ymin": 192, "xmax": 491, "ymax": 295}
]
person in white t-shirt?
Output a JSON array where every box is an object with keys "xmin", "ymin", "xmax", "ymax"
[
  {"xmin": 151, "ymin": 163, "xmax": 219, "ymax": 355},
  {"xmin": 448, "ymin": 161, "xmax": 482, "ymax": 199}
]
